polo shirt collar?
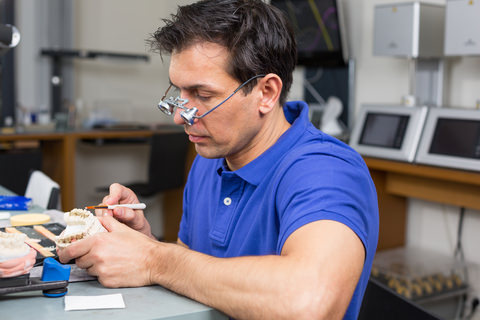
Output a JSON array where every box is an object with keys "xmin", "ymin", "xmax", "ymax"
[{"xmin": 223, "ymin": 101, "xmax": 310, "ymax": 185}]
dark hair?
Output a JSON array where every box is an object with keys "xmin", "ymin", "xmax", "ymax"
[{"xmin": 148, "ymin": 0, "xmax": 297, "ymax": 106}]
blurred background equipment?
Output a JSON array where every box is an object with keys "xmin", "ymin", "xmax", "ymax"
[
  {"xmin": 0, "ymin": 0, "xmax": 17, "ymax": 128},
  {"xmin": 0, "ymin": 23, "xmax": 20, "ymax": 54},
  {"xmin": 271, "ymin": 0, "xmax": 353, "ymax": 139}
]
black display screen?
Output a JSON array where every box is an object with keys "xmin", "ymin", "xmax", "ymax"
[
  {"xmin": 271, "ymin": 0, "xmax": 345, "ymax": 67},
  {"xmin": 359, "ymin": 113, "xmax": 410, "ymax": 149},
  {"xmin": 429, "ymin": 118, "xmax": 480, "ymax": 159}
]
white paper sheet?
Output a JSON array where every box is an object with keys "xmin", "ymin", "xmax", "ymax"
[{"xmin": 64, "ymin": 293, "xmax": 125, "ymax": 311}]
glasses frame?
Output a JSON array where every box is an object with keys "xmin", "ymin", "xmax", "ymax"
[{"xmin": 157, "ymin": 74, "xmax": 265, "ymax": 125}]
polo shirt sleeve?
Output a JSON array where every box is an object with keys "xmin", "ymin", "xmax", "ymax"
[{"xmin": 275, "ymin": 147, "xmax": 378, "ymax": 256}]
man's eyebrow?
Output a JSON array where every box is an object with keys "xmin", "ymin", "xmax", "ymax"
[{"xmin": 168, "ymin": 79, "xmax": 216, "ymax": 92}]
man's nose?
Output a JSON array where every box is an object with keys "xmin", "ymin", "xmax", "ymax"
[{"xmin": 173, "ymin": 107, "xmax": 185, "ymax": 125}]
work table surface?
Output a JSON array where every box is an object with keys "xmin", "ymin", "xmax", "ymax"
[{"xmin": 0, "ymin": 281, "xmax": 227, "ymax": 320}]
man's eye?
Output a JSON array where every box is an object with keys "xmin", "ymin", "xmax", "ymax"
[{"xmin": 196, "ymin": 94, "xmax": 211, "ymax": 102}]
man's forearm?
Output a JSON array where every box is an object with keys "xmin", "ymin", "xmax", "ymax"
[
  {"xmin": 148, "ymin": 243, "xmax": 330, "ymax": 320},
  {"xmin": 146, "ymin": 221, "xmax": 364, "ymax": 320}
]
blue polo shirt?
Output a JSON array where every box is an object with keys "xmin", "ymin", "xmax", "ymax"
[{"xmin": 179, "ymin": 101, "xmax": 379, "ymax": 319}]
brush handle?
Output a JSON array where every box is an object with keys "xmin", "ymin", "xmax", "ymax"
[{"xmin": 108, "ymin": 203, "xmax": 146, "ymax": 210}]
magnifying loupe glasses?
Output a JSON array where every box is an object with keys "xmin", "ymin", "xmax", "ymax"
[{"xmin": 157, "ymin": 74, "xmax": 265, "ymax": 125}]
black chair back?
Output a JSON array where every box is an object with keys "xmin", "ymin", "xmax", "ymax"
[
  {"xmin": 122, "ymin": 132, "xmax": 190, "ymax": 197},
  {"xmin": 147, "ymin": 132, "xmax": 190, "ymax": 192}
]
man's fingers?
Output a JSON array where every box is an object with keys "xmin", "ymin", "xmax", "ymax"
[
  {"xmin": 98, "ymin": 215, "xmax": 129, "ymax": 232},
  {"xmin": 112, "ymin": 207, "xmax": 138, "ymax": 222},
  {"xmin": 57, "ymin": 236, "xmax": 95, "ymax": 263},
  {"xmin": 101, "ymin": 183, "xmax": 140, "ymax": 209},
  {"xmin": 75, "ymin": 256, "xmax": 94, "ymax": 270}
]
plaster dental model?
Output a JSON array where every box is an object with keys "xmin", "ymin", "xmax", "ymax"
[
  {"xmin": 55, "ymin": 208, "xmax": 106, "ymax": 248},
  {"xmin": 0, "ymin": 231, "xmax": 36, "ymax": 278}
]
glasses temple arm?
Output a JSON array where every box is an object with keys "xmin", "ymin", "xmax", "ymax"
[
  {"xmin": 194, "ymin": 74, "xmax": 265, "ymax": 119},
  {"xmin": 160, "ymin": 84, "xmax": 173, "ymax": 101}
]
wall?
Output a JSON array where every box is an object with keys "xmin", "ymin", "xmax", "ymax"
[{"xmin": 72, "ymin": 0, "xmax": 195, "ymax": 125}]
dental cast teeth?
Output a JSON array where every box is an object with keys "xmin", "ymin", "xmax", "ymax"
[
  {"xmin": 0, "ymin": 231, "xmax": 30, "ymax": 262},
  {"xmin": 55, "ymin": 208, "xmax": 106, "ymax": 248}
]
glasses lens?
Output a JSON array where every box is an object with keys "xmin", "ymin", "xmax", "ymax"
[
  {"xmin": 180, "ymin": 107, "xmax": 198, "ymax": 125},
  {"xmin": 158, "ymin": 100, "xmax": 175, "ymax": 115},
  {"xmin": 158, "ymin": 87, "xmax": 181, "ymax": 115}
]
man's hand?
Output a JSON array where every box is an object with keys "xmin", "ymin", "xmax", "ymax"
[
  {"xmin": 57, "ymin": 215, "xmax": 160, "ymax": 288},
  {"xmin": 97, "ymin": 183, "xmax": 153, "ymax": 238}
]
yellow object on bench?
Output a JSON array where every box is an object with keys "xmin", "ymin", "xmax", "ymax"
[{"xmin": 10, "ymin": 213, "xmax": 51, "ymax": 226}]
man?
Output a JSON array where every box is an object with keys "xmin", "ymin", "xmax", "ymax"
[{"xmin": 58, "ymin": 0, "xmax": 379, "ymax": 319}]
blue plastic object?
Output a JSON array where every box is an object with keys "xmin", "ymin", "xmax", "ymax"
[
  {"xmin": 0, "ymin": 195, "xmax": 32, "ymax": 210},
  {"xmin": 41, "ymin": 258, "xmax": 71, "ymax": 281},
  {"xmin": 43, "ymin": 290, "xmax": 67, "ymax": 298},
  {"xmin": 41, "ymin": 258, "xmax": 71, "ymax": 297}
]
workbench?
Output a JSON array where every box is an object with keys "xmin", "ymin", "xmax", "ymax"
[
  {"xmin": 365, "ymin": 156, "xmax": 480, "ymax": 250},
  {"xmin": 0, "ymin": 126, "xmax": 192, "ymax": 242}
]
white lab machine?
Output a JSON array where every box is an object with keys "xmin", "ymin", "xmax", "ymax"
[
  {"xmin": 349, "ymin": 104, "xmax": 428, "ymax": 162},
  {"xmin": 373, "ymin": 2, "xmax": 445, "ymax": 58},
  {"xmin": 444, "ymin": 0, "xmax": 480, "ymax": 56},
  {"xmin": 415, "ymin": 107, "xmax": 480, "ymax": 171}
]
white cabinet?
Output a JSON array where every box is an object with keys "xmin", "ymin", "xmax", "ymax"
[
  {"xmin": 445, "ymin": 0, "xmax": 480, "ymax": 56},
  {"xmin": 373, "ymin": 2, "xmax": 445, "ymax": 58}
]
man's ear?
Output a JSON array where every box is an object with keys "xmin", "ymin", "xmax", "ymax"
[{"xmin": 258, "ymin": 74, "xmax": 283, "ymax": 115}]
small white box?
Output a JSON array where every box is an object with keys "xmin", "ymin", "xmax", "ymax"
[
  {"xmin": 444, "ymin": 0, "xmax": 480, "ymax": 56},
  {"xmin": 373, "ymin": 2, "xmax": 445, "ymax": 58}
]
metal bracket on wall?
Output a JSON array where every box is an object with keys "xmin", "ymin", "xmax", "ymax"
[{"xmin": 40, "ymin": 48, "xmax": 149, "ymax": 118}]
